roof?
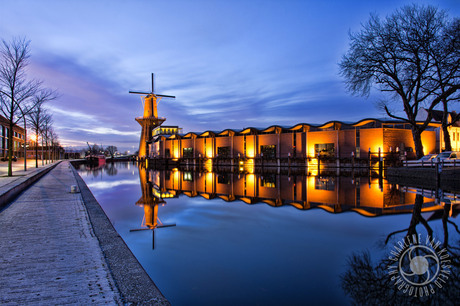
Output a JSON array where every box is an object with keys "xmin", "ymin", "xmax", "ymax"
[{"xmin": 159, "ymin": 118, "xmax": 426, "ymax": 140}]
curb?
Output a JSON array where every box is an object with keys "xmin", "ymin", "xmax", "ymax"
[
  {"xmin": 70, "ymin": 163, "xmax": 170, "ymax": 305},
  {"xmin": 0, "ymin": 161, "xmax": 61, "ymax": 209}
]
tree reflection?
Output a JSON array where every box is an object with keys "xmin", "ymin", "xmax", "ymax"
[
  {"xmin": 104, "ymin": 163, "xmax": 118, "ymax": 176},
  {"xmin": 342, "ymin": 195, "xmax": 460, "ymax": 304}
]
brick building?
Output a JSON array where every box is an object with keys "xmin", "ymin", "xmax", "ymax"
[
  {"xmin": 150, "ymin": 118, "xmax": 444, "ymax": 163},
  {"xmin": 0, "ymin": 115, "xmax": 25, "ymax": 158}
]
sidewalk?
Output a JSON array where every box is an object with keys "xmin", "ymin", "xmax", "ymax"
[
  {"xmin": 0, "ymin": 159, "xmax": 59, "ymax": 208},
  {"xmin": 0, "ymin": 160, "xmax": 170, "ymax": 305},
  {"xmin": 0, "ymin": 161, "xmax": 122, "ymax": 304}
]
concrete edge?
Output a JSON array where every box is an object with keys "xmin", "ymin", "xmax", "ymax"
[
  {"xmin": 70, "ymin": 163, "xmax": 170, "ymax": 306},
  {"xmin": 0, "ymin": 161, "xmax": 62, "ymax": 209}
]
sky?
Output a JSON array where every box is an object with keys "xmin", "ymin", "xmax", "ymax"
[{"xmin": 0, "ymin": 0, "xmax": 459, "ymax": 152}]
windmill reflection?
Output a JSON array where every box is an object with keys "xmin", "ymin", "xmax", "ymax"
[
  {"xmin": 130, "ymin": 165, "xmax": 176, "ymax": 249},
  {"xmin": 130, "ymin": 166, "xmax": 460, "ymax": 252}
]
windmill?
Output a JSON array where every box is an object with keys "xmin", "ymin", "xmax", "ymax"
[{"xmin": 129, "ymin": 73, "xmax": 175, "ymax": 158}]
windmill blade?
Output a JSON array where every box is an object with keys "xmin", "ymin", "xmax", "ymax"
[
  {"xmin": 156, "ymin": 94, "xmax": 176, "ymax": 98},
  {"xmin": 156, "ymin": 223, "xmax": 176, "ymax": 228},
  {"xmin": 129, "ymin": 91, "xmax": 151, "ymax": 95},
  {"xmin": 130, "ymin": 228, "xmax": 152, "ymax": 232},
  {"xmin": 152, "ymin": 73, "xmax": 154, "ymax": 93}
]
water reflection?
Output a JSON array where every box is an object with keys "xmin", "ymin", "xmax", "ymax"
[
  {"xmin": 130, "ymin": 165, "xmax": 176, "ymax": 249},
  {"xmin": 145, "ymin": 167, "xmax": 459, "ymax": 218},
  {"xmin": 76, "ymin": 162, "xmax": 460, "ymax": 304},
  {"xmin": 342, "ymin": 194, "xmax": 459, "ymax": 304}
]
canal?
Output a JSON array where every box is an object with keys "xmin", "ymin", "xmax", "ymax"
[{"xmin": 76, "ymin": 161, "xmax": 459, "ymax": 305}]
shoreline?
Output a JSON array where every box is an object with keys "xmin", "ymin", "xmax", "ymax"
[{"xmin": 71, "ymin": 163, "xmax": 170, "ymax": 305}]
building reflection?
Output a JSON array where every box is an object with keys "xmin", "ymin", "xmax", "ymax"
[
  {"xmin": 130, "ymin": 164, "xmax": 176, "ymax": 249},
  {"xmin": 146, "ymin": 167, "xmax": 459, "ymax": 217},
  {"xmin": 131, "ymin": 166, "xmax": 459, "ymax": 249}
]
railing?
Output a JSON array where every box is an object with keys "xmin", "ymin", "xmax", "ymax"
[
  {"xmin": 403, "ymin": 159, "xmax": 460, "ymax": 168},
  {"xmin": 402, "ymin": 186, "xmax": 460, "ymax": 205}
]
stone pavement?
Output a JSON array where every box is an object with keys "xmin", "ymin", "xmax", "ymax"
[
  {"xmin": 0, "ymin": 160, "xmax": 170, "ymax": 305},
  {"xmin": 0, "ymin": 161, "xmax": 122, "ymax": 304},
  {"xmin": 0, "ymin": 160, "xmax": 58, "ymax": 208}
]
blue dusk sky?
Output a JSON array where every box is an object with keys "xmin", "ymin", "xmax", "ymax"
[{"xmin": 1, "ymin": 0, "xmax": 459, "ymax": 152}]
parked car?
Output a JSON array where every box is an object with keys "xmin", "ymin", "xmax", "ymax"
[
  {"xmin": 436, "ymin": 151, "xmax": 459, "ymax": 160},
  {"xmin": 418, "ymin": 154, "xmax": 437, "ymax": 162},
  {"xmin": 1, "ymin": 156, "xmax": 17, "ymax": 161}
]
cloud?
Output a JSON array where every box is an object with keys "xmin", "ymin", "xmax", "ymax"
[{"xmin": 72, "ymin": 127, "xmax": 139, "ymax": 137}]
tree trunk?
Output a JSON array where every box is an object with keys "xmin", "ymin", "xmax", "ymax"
[
  {"xmin": 7, "ymin": 123, "xmax": 13, "ymax": 176},
  {"xmin": 35, "ymin": 139, "xmax": 38, "ymax": 168},
  {"xmin": 411, "ymin": 127, "xmax": 424, "ymax": 159},
  {"xmin": 442, "ymin": 100, "xmax": 452, "ymax": 151},
  {"xmin": 442, "ymin": 124, "xmax": 452, "ymax": 152}
]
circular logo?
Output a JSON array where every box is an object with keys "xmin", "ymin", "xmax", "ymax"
[
  {"xmin": 399, "ymin": 245, "xmax": 440, "ymax": 286},
  {"xmin": 388, "ymin": 235, "xmax": 452, "ymax": 298}
]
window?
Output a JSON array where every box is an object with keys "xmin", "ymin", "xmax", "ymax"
[
  {"xmin": 260, "ymin": 145, "xmax": 276, "ymax": 159},
  {"xmin": 165, "ymin": 148, "xmax": 170, "ymax": 158},
  {"xmin": 315, "ymin": 143, "xmax": 335, "ymax": 157},
  {"xmin": 183, "ymin": 147, "xmax": 193, "ymax": 158},
  {"xmin": 217, "ymin": 173, "xmax": 230, "ymax": 184},
  {"xmin": 292, "ymin": 134, "xmax": 297, "ymax": 157},
  {"xmin": 183, "ymin": 172, "xmax": 193, "ymax": 181},
  {"xmin": 315, "ymin": 177, "xmax": 335, "ymax": 191},
  {"xmin": 260, "ymin": 174, "xmax": 276, "ymax": 188},
  {"xmin": 356, "ymin": 129, "xmax": 360, "ymax": 147},
  {"xmin": 217, "ymin": 146, "xmax": 230, "ymax": 158}
]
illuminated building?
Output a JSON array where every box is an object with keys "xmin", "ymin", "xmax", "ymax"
[
  {"xmin": 150, "ymin": 118, "xmax": 449, "ymax": 164},
  {"xmin": 0, "ymin": 115, "xmax": 25, "ymax": 158},
  {"xmin": 416, "ymin": 108, "xmax": 460, "ymax": 151}
]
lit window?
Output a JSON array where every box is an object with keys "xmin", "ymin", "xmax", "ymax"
[
  {"xmin": 183, "ymin": 147, "xmax": 193, "ymax": 158},
  {"xmin": 260, "ymin": 174, "xmax": 276, "ymax": 188},
  {"xmin": 260, "ymin": 145, "xmax": 276, "ymax": 159},
  {"xmin": 315, "ymin": 143, "xmax": 335, "ymax": 157}
]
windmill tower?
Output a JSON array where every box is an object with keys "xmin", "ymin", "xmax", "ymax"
[{"xmin": 130, "ymin": 73, "xmax": 175, "ymax": 158}]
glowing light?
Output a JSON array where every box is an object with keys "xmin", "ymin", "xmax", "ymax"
[
  {"xmin": 246, "ymin": 143, "xmax": 255, "ymax": 158},
  {"xmin": 204, "ymin": 159, "xmax": 213, "ymax": 172}
]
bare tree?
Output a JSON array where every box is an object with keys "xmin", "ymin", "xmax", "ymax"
[
  {"xmin": 26, "ymin": 91, "xmax": 54, "ymax": 167},
  {"xmin": 432, "ymin": 18, "xmax": 460, "ymax": 151},
  {"xmin": 0, "ymin": 37, "xmax": 42, "ymax": 175},
  {"xmin": 105, "ymin": 145, "xmax": 118, "ymax": 159},
  {"xmin": 41, "ymin": 114, "xmax": 53, "ymax": 165},
  {"xmin": 340, "ymin": 5, "xmax": 460, "ymax": 158},
  {"xmin": 49, "ymin": 129, "xmax": 60, "ymax": 161}
]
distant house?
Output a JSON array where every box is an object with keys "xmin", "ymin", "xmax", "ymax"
[
  {"xmin": 0, "ymin": 115, "xmax": 25, "ymax": 158},
  {"xmin": 416, "ymin": 108, "xmax": 460, "ymax": 151}
]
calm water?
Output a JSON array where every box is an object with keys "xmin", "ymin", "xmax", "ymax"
[{"xmin": 76, "ymin": 162, "xmax": 459, "ymax": 305}]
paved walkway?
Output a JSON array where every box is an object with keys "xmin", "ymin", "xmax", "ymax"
[{"xmin": 0, "ymin": 161, "xmax": 122, "ymax": 304}]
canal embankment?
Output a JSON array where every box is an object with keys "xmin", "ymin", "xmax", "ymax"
[
  {"xmin": 386, "ymin": 167, "xmax": 460, "ymax": 192},
  {"xmin": 0, "ymin": 160, "xmax": 169, "ymax": 305}
]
